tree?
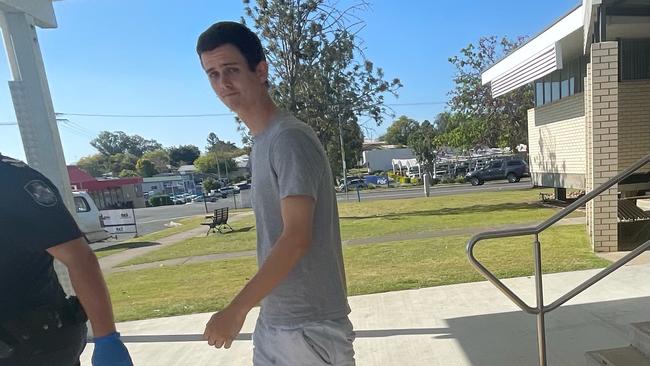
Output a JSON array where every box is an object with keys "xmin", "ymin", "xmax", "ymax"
[
  {"xmin": 118, "ymin": 169, "xmax": 139, "ymax": 177},
  {"xmin": 168, "ymin": 145, "xmax": 201, "ymax": 167},
  {"xmin": 194, "ymin": 152, "xmax": 237, "ymax": 175},
  {"xmin": 142, "ymin": 149, "xmax": 170, "ymax": 173},
  {"xmin": 243, "ymin": 0, "xmax": 402, "ymax": 180},
  {"xmin": 326, "ymin": 120, "xmax": 364, "ymax": 178},
  {"xmin": 76, "ymin": 154, "xmax": 109, "ymax": 177},
  {"xmin": 136, "ymin": 158, "xmax": 157, "ymax": 177},
  {"xmin": 447, "ymin": 36, "xmax": 533, "ymax": 149},
  {"xmin": 407, "ymin": 121, "xmax": 438, "ymax": 177},
  {"xmin": 108, "ymin": 153, "xmax": 138, "ymax": 176},
  {"xmin": 202, "ymin": 177, "xmax": 219, "ymax": 193},
  {"xmin": 206, "ymin": 132, "xmax": 238, "ymax": 153},
  {"xmin": 382, "ymin": 116, "xmax": 419, "ymax": 146},
  {"xmin": 90, "ymin": 131, "xmax": 162, "ymax": 157}
]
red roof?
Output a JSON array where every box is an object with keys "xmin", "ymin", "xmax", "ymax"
[
  {"xmin": 67, "ymin": 166, "xmax": 143, "ymax": 191},
  {"xmin": 67, "ymin": 166, "xmax": 95, "ymax": 183}
]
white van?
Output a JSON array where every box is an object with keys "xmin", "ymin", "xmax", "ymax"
[{"xmin": 72, "ymin": 191, "xmax": 111, "ymax": 243}]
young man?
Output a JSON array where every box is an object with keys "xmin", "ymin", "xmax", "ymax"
[
  {"xmin": 0, "ymin": 155, "xmax": 133, "ymax": 366},
  {"xmin": 197, "ymin": 22, "xmax": 355, "ymax": 365}
]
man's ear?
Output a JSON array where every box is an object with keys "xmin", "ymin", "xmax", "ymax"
[{"xmin": 256, "ymin": 60, "xmax": 269, "ymax": 84}]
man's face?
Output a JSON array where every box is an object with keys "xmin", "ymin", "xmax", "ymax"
[{"xmin": 200, "ymin": 44, "xmax": 267, "ymax": 114}]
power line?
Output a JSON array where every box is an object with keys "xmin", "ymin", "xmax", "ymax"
[
  {"xmin": 58, "ymin": 112, "xmax": 236, "ymax": 118},
  {"xmin": 386, "ymin": 102, "xmax": 447, "ymax": 106},
  {"xmin": 0, "ymin": 101, "xmax": 447, "ymax": 125}
]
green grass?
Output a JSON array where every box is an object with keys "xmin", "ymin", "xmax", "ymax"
[
  {"xmin": 345, "ymin": 224, "xmax": 609, "ymax": 295},
  {"xmin": 119, "ymin": 188, "xmax": 579, "ymax": 265},
  {"xmin": 93, "ymin": 210, "xmax": 253, "ymax": 260},
  {"xmin": 117, "ymin": 216, "xmax": 257, "ymax": 266},
  {"xmin": 337, "ymin": 188, "xmax": 580, "ymax": 240},
  {"xmin": 91, "ymin": 216, "xmax": 207, "ymax": 259},
  {"xmin": 107, "ymin": 257, "xmax": 258, "ymax": 322},
  {"xmin": 124, "ymin": 215, "xmax": 207, "ymax": 243},
  {"xmin": 106, "ymin": 224, "xmax": 609, "ymax": 322}
]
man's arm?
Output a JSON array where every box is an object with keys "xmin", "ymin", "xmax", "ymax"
[
  {"xmin": 203, "ymin": 195, "xmax": 315, "ymax": 349},
  {"xmin": 47, "ymin": 237, "xmax": 116, "ymax": 337}
]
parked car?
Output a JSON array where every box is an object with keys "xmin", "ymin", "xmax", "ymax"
[
  {"xmin": 72, "ymin": 191, "xmax": 111, "ymax": 243},
  {"xmin": 193, "ymin": 194, "xmax": 217, "ymax": 203},
  {"xmin": 465, "ymin": 158, "xmax": 529, "ymax": 186},
  {"xmin": 235, "ymin": 182, "xmax": 251, "ymax": 190},
  {"xmin": 218, "ymin": 186, "xmax": 241, "ymax": 197},
  {"xmin": 337, "ymin": 178, "xmax": 368, "ymax": 192}
]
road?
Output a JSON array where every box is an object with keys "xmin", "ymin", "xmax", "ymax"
[
  {"xmin": 337, "ymin": 178, "xmax": 532, "ymax": 202},
  {"xmin": 124, "ymin": 179, "xmax": 532, "ymax": 237},
  {"xmin": 129, "ymin": 190, "xmax": 253, "ymax": 236}
]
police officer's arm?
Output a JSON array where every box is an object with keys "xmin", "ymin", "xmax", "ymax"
[
  {"xmin": 47, "ymin": 237, "xmax": 117, "ymax": 338},
  {"xmin": 203, "ymin": 195, "xmax": 314, "ymax": 349}
]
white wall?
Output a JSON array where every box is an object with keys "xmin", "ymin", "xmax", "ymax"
[{"xmin": 363, "ymin": 148, "xmax": 414, "ymax": 172}]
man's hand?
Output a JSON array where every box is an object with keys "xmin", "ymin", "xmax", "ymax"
[
  {"xmin": 203, "ymin": 305, "xmax": 248, "ymax": 349},
  {"xmin": 92, "ymin": 332, "xmax": 133, "ymax": 366}
]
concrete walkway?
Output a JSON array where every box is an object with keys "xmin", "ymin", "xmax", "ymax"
[
  {"xmin": 106, "ymin": 217, "xmax": 585, "ymax": 274},
  {"xmin": 80, "ymin": 259, "xmax": 650, "ymax": 365},
  {"xmin": 97, "ymin": 212, "xmax": 253, "ymax": 271}
]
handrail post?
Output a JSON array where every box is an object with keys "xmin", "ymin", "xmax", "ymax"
[{"xmin": 533, "ymin": 234, "xmax": 547, "ymax": 366}]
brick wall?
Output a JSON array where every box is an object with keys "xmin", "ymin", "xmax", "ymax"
[
  {"xmin": 528, "ymin": 107, "xmax": 586, "ymax": 188},
  {"xmin": 586, "ymin": 42, "xmax": 619, "ymax": 252},
  {"xmin": 619, "ymin": 81, "xmax": 650, "ymax": 169}
]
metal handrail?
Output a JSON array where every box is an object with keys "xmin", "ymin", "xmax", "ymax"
[{"xmin": 467, "ymin": 153, "xmax": 650, "ymax": 366}]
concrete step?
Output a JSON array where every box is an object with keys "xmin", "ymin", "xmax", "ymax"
[
  {"xmin": 586, "ymin": 346, "xmax": 650, "ymax": 366},
  {"xmin": 631, "ymin": 322, "xmax": 650, "ymax": 358}
]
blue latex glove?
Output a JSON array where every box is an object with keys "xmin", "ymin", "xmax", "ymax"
[{"xmin": 92, "ymin": 332, "xmax": 133, "ymax": 366}]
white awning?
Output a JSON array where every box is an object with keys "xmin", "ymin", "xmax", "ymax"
[{"xmin": 482, "ymin": 5, "xmax": 584, "ymax": 98}]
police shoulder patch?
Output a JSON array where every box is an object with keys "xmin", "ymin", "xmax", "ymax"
[{"xmin": 24, "ymin": 180, "xmax": 58, "ymax": 207}]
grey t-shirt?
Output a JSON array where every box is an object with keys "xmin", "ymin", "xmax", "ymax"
[{"xmin": 250, "ymin": 110, "xmax": 350, "ymax": 326}]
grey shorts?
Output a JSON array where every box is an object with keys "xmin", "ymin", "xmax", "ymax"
[{"xmin": 252, "ymin": 316, "xmax": 355, "ymax": 366}]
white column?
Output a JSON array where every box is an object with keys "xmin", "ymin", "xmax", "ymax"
[{"xmin": 1, "ymin": 11, "xmax": 75, "ymax": 294}]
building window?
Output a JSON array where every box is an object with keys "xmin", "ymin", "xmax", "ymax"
[
  {"xmin": 534, "ymin": 56, "xmax": 585, "ymax": 107},
  {"xmin": 535, "ymin": 82, "xmax": 544, "ymax": 106},
  {"xmin": 620, "ymin": 39, "xmax": 650, "ymax": 81}
]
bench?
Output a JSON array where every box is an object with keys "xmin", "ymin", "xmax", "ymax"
[{"xmin": 201, "ymin": 207, "xmax": 233, "ymax": 236}]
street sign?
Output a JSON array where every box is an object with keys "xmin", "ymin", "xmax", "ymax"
[{"xmin": 100, "ymin": 209, "xmax": 138, "ymax": 235}]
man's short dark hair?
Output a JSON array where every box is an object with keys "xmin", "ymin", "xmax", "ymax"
[{"xmin": 196, "ymin": 21, "xmax": 265, "ymax": 71}]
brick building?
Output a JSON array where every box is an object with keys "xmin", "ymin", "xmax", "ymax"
[{"xmin": 481, "ymin": 0, "xmax": 650, "ymax": 251}]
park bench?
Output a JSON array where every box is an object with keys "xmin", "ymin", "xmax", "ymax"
[{"xmin": 201, "ymin": 207, "xmax": 233, "ymax": 236}]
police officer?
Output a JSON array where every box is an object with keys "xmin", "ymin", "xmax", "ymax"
[{"xmin": 0, "ymin": 154, "xmax": 133, "ymax": 366}]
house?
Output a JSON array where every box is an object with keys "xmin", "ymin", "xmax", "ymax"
[
  {"xmin": 481, "ymin": 0, "xmax": 650, "ymax": 252},
  {"xmin": 362, "ymin": 141, "xmax": 415, "ymax": 172},
  {"xmin": 142, "ymin": 175, "xmax": 197, "ymax": 196},
  {"xmin": 67, "ymin": 166, "xmax": 146, "ymax": 209}
]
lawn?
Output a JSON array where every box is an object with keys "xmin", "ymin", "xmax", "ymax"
[
  {"xmin": 118, "ymin": 188, "xmax": 580, "ymax": 266},
  {"xmin": 337, "ymin": 188, "xmax": 580, "ymax": 241},
  {"xmin": 106, "ymin": 224, "xmax": 609, "ymax": 322},
  {"xmin": 94, "ymin": 210, "xmax": 253, "ymax": 260},
  {"xmin": 117, "ymin": 215, "xmax": 257, "ymax": 266}
]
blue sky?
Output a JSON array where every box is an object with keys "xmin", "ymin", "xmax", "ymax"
[{"xmin": 0, "ymin": 0, "xmax": 579, "ymax": 164}]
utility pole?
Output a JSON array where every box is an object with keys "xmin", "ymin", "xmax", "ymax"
[
  {"xmin": 338, "ymin": 116, "xmax": 349, "ymax": 200},
  {"xmin": 0, "ymin": 1, "xmax": 73, "ymax": 296}
]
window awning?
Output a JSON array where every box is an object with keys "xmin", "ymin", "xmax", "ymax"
[{"xmin": 481, "ymin": 5, "xmax": 584, "ymax": 98}]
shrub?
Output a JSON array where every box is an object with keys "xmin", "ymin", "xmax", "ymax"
[{"xmin": 149, "ymin": 195, "xmax": 173, "ymax": 207}]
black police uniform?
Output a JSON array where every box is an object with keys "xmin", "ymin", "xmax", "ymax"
[{"xmin": 0, "ymin": 155, "xmax": 87, "ymax": 366}]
